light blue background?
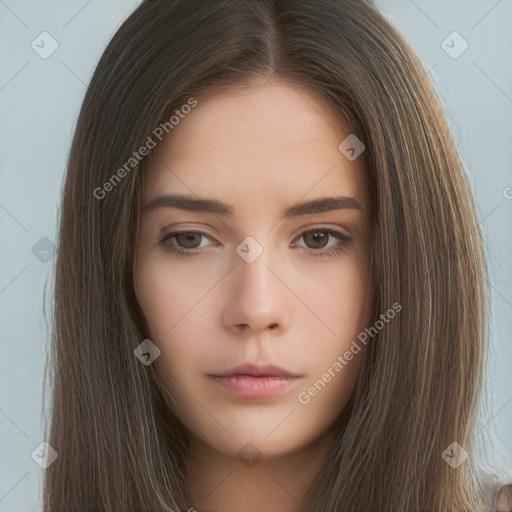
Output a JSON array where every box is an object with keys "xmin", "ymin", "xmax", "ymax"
[{"xmin": 0, "ymin": 1, "xmax": 510, "ymax": 510}]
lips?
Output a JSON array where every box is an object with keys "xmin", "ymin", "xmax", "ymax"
[
  {"xmin": 209, "ymin": 363, "xmax": 303, "ymax": 399},
  {"xmin": 210, "ymin": 363, "xmax": 301, "ymax": 378}
]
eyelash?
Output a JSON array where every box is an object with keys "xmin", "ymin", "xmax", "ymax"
[{"xmin": 157, "ymin": 227, "xmax": 353, "ymax": 259}]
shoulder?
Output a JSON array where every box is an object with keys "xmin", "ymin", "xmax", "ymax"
[
  {"xmin": 491, "ymin": 482, "xmax": 512, "ymax": 512},
  {"xmin": 477, "ymin": 470, "xmax": 512, "ymax": 512}
]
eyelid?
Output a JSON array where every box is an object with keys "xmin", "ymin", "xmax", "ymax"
[
  {"xmin": 159, "ymin": 223, "xmax": 351, "ymax": 241},
  {"xmin": 158, "ymin": 227, "xmax": 217, "ymax": 248},
  {"xmin": 291, "ymin": 223, "xmax": 352, "ymax": 240}
]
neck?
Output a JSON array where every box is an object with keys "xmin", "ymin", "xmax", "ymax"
[{"xmin": 183, "ymin": 432, "xmax": 335, "ymax": 512}]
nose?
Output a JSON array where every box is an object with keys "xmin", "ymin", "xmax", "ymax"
[{"xmin": 222, "ymin": 244, "xmax": 292, "ymax": 336}]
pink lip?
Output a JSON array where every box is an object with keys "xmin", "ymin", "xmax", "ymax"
[
  {"xmin": 212, "ymin": 375, "xmax": 301, "ymax": 398},
  {"xmin": 209, "ymin": 363, "xmax": 303, "ymax": 398},
  {"xmin": 211, "ymin": 363, "xmax": 299, "ymax": 378}
]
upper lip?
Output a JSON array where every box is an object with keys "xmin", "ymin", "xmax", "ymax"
[{"xmin": 211, "ymin": 363, "xmax": 301, "ymax": 378}]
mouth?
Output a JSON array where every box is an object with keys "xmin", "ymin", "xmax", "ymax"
[{"xmin": 208, "ymin": 363, "xmax": 303, "ymax": 399}]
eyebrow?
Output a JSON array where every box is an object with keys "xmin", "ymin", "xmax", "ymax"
[{"xmin": 143, "ymin": 193, "xmax": 364, "ymax": 217}]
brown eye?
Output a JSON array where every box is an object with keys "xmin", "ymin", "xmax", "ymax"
[
  {"xmin": 158, "ymin": 230, "xmax": 215, "ymax": 257},
  {"xmin": 303, "ymin": 230, "xmax": 330, "ymax": 249},
  {"xmin": 294, "ymin": 228, "xmax": 353, "ymax": 257},
  {"xmin": 174, "ymin": 232, "xmax": 203, "ymax": 249}
]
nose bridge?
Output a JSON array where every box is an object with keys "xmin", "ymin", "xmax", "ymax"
[
  {"xmin": 224, "ymin": 234, "xmax": 290, "ymax": 333},
  {"xmin": 238, "ymin": 241, "xmax": 273, "ymax": 299}
]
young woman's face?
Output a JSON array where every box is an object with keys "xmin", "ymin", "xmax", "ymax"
[{"xmin": 133, "ymin": 78, "xmax": 372, "ymax": 460}]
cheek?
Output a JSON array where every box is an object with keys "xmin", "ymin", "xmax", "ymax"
[
  {"xmin": 296, "ymin": 255, "xmax": 370, "ymax": 395},
  {"xmin": 134, "ymin": 254, "xmax": 213, "ymax": 408},
  {"xmin": 299, "ymin": 254, "xmax": 371, "ymax": 339},
  {"xmin": 133, "ymin": 250, "xmax": 217, "ymax": 383},
  {"xmin": 133, "ymin": 251, "xmax": 219, "ymax": 339}
]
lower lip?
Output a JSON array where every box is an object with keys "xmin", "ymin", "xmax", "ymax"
[{"xmin": 212, "ymin": 375, "xmax": 300, "ymax": 398}]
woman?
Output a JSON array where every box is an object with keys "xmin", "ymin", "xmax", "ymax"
[{"xmin": 43, "ymin": 0, "xmax": 511, "ymax": 510}]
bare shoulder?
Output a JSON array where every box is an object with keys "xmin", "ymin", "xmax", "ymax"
[
  {"xmin": 492, "ymin": 482, "xmax": 512, "ymax": 512},
  {"xmin": 476, "ymin": 470, "xmax": 512, "ymax": 512}
]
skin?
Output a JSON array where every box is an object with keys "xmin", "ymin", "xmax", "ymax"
[{"xmin": 133, "ymin": 76, "xmax": 373, "ymax": 512}]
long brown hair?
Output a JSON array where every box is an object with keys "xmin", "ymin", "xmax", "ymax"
[{"xmin": 43, "ymin": 0, "xmax": 495, "ymax": 510}]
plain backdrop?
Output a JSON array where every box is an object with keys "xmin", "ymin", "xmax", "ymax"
[{"xmin": 0, "ymin": 1, "xmax": 511, "ymax": 510}]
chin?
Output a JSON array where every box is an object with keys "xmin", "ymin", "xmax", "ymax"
[{"xmin": 197, "ymin": 421, "xmax": 321, "ymax": 461}]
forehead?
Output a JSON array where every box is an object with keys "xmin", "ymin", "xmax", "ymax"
[{"xmin": 143, "ymin": 79, "xmax": 367, "ymax": 212}]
